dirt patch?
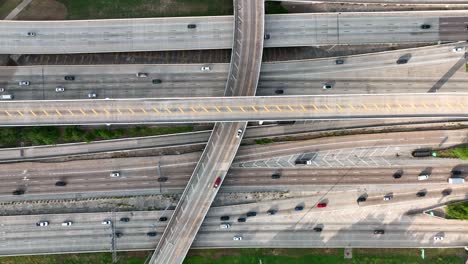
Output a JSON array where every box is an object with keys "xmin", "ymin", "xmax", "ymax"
[{"xmin": 15, "ymin": 0, "xmax": 66, "ymax": 20}]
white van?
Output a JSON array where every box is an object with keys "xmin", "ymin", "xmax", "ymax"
[{"xmin": 1, "ymin": 95, "xmax": 13, "ymax": 100}]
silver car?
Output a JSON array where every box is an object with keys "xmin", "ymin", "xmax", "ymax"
[{"xmin": 19, "ymin": 81, "xmax": 30, "ymax": 86}]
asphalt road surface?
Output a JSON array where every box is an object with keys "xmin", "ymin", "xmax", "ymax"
[
  {"xmin": 0, "ymin": 43, "xmax": 466, "ymax": 100},
  {"xmin": 0, "ymin": 190, "xmax": 466, "ymax": 256},
  {"xmin": 1, "ymin": 11, "xmax": 468, "ymax": 54},
  {"xmin": 0, "ymin": 94, "xmax": 465, "ymax": 125},
  {"xmin": 1, "ymin": 129, "xmax": 465, "ymax": 200}
]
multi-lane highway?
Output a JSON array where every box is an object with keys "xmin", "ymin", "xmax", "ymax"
[
  {"xmin": 0, "ymin": 190, "xmax": 467, "ymax": 256},
  {"xmin": 0, "ymin": 43, "xmax": 466, "ymax": 100},
  {"xmin": 0, "ymin": 94, "xmax": 465, "ymax": 125},
  {"xmin": 1, "ymin": 11, "xmax": 468, "ymax": 53},
  {"xmin": 282, "ymin": 0, "xmax": 468, "ymax": 4},
  {"xmin": 151, "ymin": 0, "xmax": 265, "ymax": 262},
  {"xmin": 1, "ymin": 129, "xmax": 465, "ymax": 200}
]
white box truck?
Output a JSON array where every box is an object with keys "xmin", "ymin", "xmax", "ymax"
[
  {"xmin": 448, "ymin": 178, "xmax": 465, "ymax": 184},
  {"xmin": 0, "ymin": 95, "xmax": 13, "ymax": 100}
]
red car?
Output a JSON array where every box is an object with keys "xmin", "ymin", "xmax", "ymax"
[
  {"xmin": 317, "ymin": 203, "xmax": 327, "ymax": 208},
  {"xmin": 213, "ymin": 177, "xmax": 221, "ymax": 188}
]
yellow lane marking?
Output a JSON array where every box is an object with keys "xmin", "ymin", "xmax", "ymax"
[
  {"xmin": 263, "ymin": 106, "xmax": 270, "ymax": 112},
  {"xmin": 336, "ymin": 104, "xmax": 343, "ymax": 111},
  {"xmin": 324, "ymin": 104, "xmax": 331, "ymax": 111},
  {"xmin": 434, "ymin": 103, "xmax": 440, "ymax": 109},
  {"xmin": 311, "ymin": 104, "xmax": 319, "ymax": 111},
  {"xmin": 202, "ymin": 106, "xmax": 209, "ymax": 112},
  {"xmin": 213, "ymin": 106, "xmax": 220, "ymax": 113},
  {"xmin": 55, "ymin": 109, "xmax": 62, "ymax": 116},
  {"xmin": 385, "ymin": 104, "xmax": 391, "ymax": 110},
  {"xmin": 360, "ymin": 103, "xmax": 368, "ymax": 110},
  {"xmin": 68, "ymin": 109, "xmax": 74, "ymax": 116},
  {"xmin": 92, "ymin": 109, "xmax": 98, "ymax": 115},
  {"xmin": 226, "ymin": 106, "xmax": 233, "ymax": 112},
  {"xmin": 276, "ymin": 105, "xmax": 282, "ymax": 112},
  {"xmin": 43, "ymin": 110, "xmax": 49, "ymax": 116},
  {"xmin": 30, "ymin": 110, "xmax": 36, "ymax": 116},
  {"xmin": 165, "ymin": 107, "xmax": 172, "ymax": 113},
  {"xmin": 373, "ymin": 103, "xmax": 379, "ymax": 110},
  {"xmin": 128, "ymin": 108, "xmax": 135, "ymax": 114},
  {"xmin": 103, "ymin": 108, "xmax": 110, "ymax": 115},
  {"xmin": 191, "ymin": 107, "xmax": 198, "ymax": 113},
  {"xmin": 141, "ymin": 108, "xmax": 147, "ymax": 114},
  {"xmin": 252, "ymin": 106, "xmax": 258, "ymax": 112},
  {"xmin": 179, "ymin": 107, "xmax": 185, "ymax": 113},
  {"xmin": 4, "ymin": 110, "xmax": 11, "ymax": 117},
  {"xmin": 17, "ymin": 110, "xmax": 23, "ymax": 117},
  {"xmin": 300, "ymin": 105, "xmax": 307, "ymax": 111},
  {"xmin": 117, "ymin": 109, "xmax": 122, "ymax": 115},
  {"xmin": 239, "ymin": 106, "xmax": 246, "ymax": 112},
  {"xmin": 397, "ymin": 103, "xmax": 403, "ymax": 110},
  {"xmin": 80, "ymin": 109, "xmax": 86, "ymax": 115},
  {"xmin": 153, "ymin": 107, "xmax": 160, "ymax": 114}
]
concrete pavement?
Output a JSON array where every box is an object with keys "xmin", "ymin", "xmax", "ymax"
[
  {"xmin": 0, "ymin": 94, "xmax": 465, "ymax": 125},
  {"xmin": 0, "ymin": 43, "xmax": 466, "ymax": 100},
  {"xmin": 150, "ymin": 0, "xmax": 265, "ymax": 262},
  {"xmin": 1, "ymin": 11, "xmax": 468, "ymax": 54}
]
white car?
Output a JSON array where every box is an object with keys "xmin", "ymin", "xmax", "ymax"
[
  {"xmin": 236, "ymin": 129, "xmax": 243, "ymax": 138},
  {"xmin": 322, "ymin": 83, "xmax": 333, "ymax": 89},
  {"xmin": 19, "ymin": 81, "xmax": 30, "ymax": 86},
  {"xmin": 0, "ymin": 88, "xmax": 4, "ymax": 92},
  {"xmin": 62, "ymin": 221, "xmax": 73, "ymax": 226},
  {"xmin": 452, "ymin": 47, "xmax": 464, "ymax": 53},
  {"xmin": 36, "ymin": 221, "xmax": 49, "ymax": 227},
  {"xmin": 201, "ymin": 66, "xmax": 211, "ymax": 71},
  {"xmin": 233, "ymin": 236, "xmax": 242, "ymax": 241},
  {"xmin": 383, "ymin": 195, "xmax": 393, "ymax": 201},
  {"xmin": 220, "ymin": 223, "xmax": 231, "ymax": 229},
  {"xmin": 418, "ymin": 175, "xmax": 429, "ymax": 181},
  {"xmin": 55, "ymin": 86, "xmax": 65, "ymax": 92},
  {"xmin": 433, "ymin": 235, "xmax": 444, "ymax": 241},
  {"xmin": 110, "ymin": 171, "xmax": 120, "ymax": 177},
  {"xmin": 101, "ymin": 220, "xmax": 112, "ymax": 225},
  {"xmin": 88, "ymin": 93, "xmax": 97, "ymax": 98}
]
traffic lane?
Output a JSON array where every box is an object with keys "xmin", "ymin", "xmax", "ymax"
[
  {"xmin": 1, "ymin": 43, "xmax": 465, "ymax": 100},
  {"xmin": 152, "ymin": 122, "xmax": 246, "ymax": 263},
  {"xmin": 234, "ymin": 129, "xmax": 468, "ymax": 163},
  {"xmin": 439, "ymin": 17, "xmax": 468, "ymax": 41},
  {"xmin": 0, "ymin": 93, "xmax": 466, "ymax": 125}
]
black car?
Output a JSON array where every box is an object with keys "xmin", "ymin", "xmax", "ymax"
[
  {"xmin": 157, "ymin": 177, "xmax": 168, "ymax": 183},
  {"xmin": 393, "ymin": 171, "xmax": 402, "ymax": 179},
  {"xmin": 115, "ymin": 232, "xmax": 123, "ymax": 238},
  {"xmin": 313, "ymin": 227, "xmax": 323, "ymax": 232},
  {"xmin": 396, "ymin": 58, "xmax": 408, "ymax": 64},
  {"xmin": 266, "ymin": 209, "xmax": 277, "ymax": 215},
  {"xmin": 55, "ymin": 181, "xmax": 67, "ymax": 187},
  {"xmin": 274, "ymin": 89, "xmax": 284, "ymax": 95},
  {"xmin": 420, "ymin": 24, "xmax": 431, "ymax": 29},
  {"xmin": 147, "ymin": 232, "xmax": 157, "ymax": 237},
  {"xmin": 465, "ymin": 25, "xmax": 468, "ymax": 30},
  {"xmin": 441, "ymin": 189, "xmax": 452, "ymax": 196},
  {"xmin": 271, "ymin": 173, "xmax": 281, "ymax": 179},
  {"xmin": 451, "ymin": 170, "xmax": 463, "ymax": 176},
  {"xmin": 64, "ymin": 75, "xmax": 75, "ymax": 81},
  {"xmin": 357, "ymin": 196, "xmax": 367, "ymax": 203},
  {"xmin": 238, "ymin": 217, "xmax": 246, "ymax": 223},
  {"xmin": 152, "ymin": 79, "xmax": 162, "ymax": 84},
  {"xmin": 294, "ymin": 206, "xmax": 304, "ymax": 211},
  {"xmin": 374, "ymin": 230, "xmax": 385, "ymax": 235},
  {"xmin": 159, "ymin": 217, "xmax": 168, "ymax": 222},
  {"xmin": 246, "ymin": 212, "xmax": 257, "ymax": 217},
  {"xmin": 187, "ymin": 24, "xmax": 197, "ymax": 29},
  {"xmin": 12, "ymin": 189, "xmax": 25, "ymax": 195},
  {"xmin": 335, "ymin": 59, "xmax": 344, "ymax": 65},
  {"xmin": 264, "ymin": 34, "xmax": 270, "ymax": 40},
  {"xmin": 416, "ymin": 191, "xmax": 426, "ymax": 197},
  {"xmin": 120, "ymin": 217, "xmax": 130, "ymax": 222},
  {"xmin": 220, "ymin": 216, "xmax": 230, "ymax": 221}
]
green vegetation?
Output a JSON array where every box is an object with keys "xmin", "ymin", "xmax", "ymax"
[
  {"xmin": 57, "ymin": 0, "xmax": 233, "ymax": 19},
  {"xmin": 255, "ymin": 138, "xmax": 276, "ymax": 145},
  {"xmin": 184, "ymin": 248, "xmax": 465, "ymax": 264},
  {"xmin": 265, "ymin": 2, "xmax": 289, "ymax": 14},
  {"xmin": 0, "ymin": 125, "xmax": 193, "ymax": 148},
  {"xmin": 0, "ymin": 0, "xmax": 22, "ymax": 19},
  {"xmin": 446, "ymin": 201, "xmax": 468, "ymax": 220},
  {"xmin": 436, "ymin": 145, "xmax": 468, "ymax": 160},
  {"xmin": 1, "ymin": 248, "xmax": 464, "ymax": 264}
]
